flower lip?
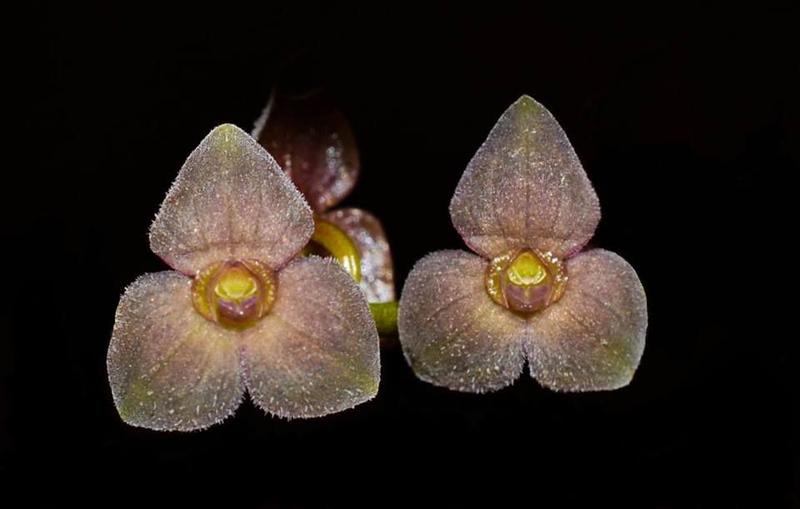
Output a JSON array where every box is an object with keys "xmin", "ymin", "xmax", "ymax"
[
  {"xmin": 485, "ymin": 248, "xmax": 567, "ymax": 315},
  {"xmin": 192, "ymin": 259, "xmax": 277, "ymax": 329}
]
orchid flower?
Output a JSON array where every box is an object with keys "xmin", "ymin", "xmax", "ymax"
[
  {"xmin": 107, "ymin": 124, "xmax": 380, "ymax": 431},
  {"xmin": 398, "ymin": 96, "xmax": 647, "ymax": 392},
  {"xmin": 252, "ymin": 87, "xmax": 396, "ymax": 321}
]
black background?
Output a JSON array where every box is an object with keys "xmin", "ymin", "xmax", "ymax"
[{"xmin": 6, "ymin": 3, "xmax": 798, "ymax": 507}]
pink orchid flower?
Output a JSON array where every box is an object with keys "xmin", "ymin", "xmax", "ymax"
[
  {"xmin": 107, "ymin": 124, "xmax": 380, "ymax": 431},
  {"xmin": 398, "ymin": 96, "xmax": 648, "ymax": 392},
  {"xmin": 252, "ymin": 87, "xmax": 395, "ymax": 305}
]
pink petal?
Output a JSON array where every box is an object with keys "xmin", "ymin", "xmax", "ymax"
[
  {"xmin": 526, "ymin": 249, "xmax": 647, "ymax": 391},
  {"xmin": 252, "ymin": 88, "xmax": 359, "ymax": 212},
  {"xmin": 398, "ymin": 250, "xmax": 527, "ymax": 393},
  {"xmin": 450, "ymin": 96, "xmax": 600, "ymax": 260},
  {"xmin": 150, "ymin": 124, "xmax": 314, "ymax": 275},
  {"xmin": 322, "ymin": 207, "xmax": 395, "ymax": 303},
  {"xmin": 107, "ymin": 271, "xmax": 244, "ymax": 431},
  {"xmin": 241, "ymin": 257, "xmax": 380, "ymax": 418}
]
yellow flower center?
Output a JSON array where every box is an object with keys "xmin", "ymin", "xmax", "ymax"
[
  {"xmin": 485, "ymin": 249, "xmax": 567, "ymax": 315},
  {"xmin": 214, "ymin": 267, "xmax": 259, "ymax": 301},
  {"xmin": 506, "ymin": 251, "xmax": 548, "ymax": 286},
  {"xmin": 192, "ymin": 260, "xmax": 276, "ymax": 329}
]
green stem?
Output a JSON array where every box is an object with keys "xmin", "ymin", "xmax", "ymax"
[{"xmin": 369, "ymin": 301, "xmax": 398, "ymax": 336}]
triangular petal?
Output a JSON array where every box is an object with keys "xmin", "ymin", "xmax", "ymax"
[
  {"xmin": 107, "ymin": 271, "xmax": 244, "ymax": 431},
  {"xmin": 450, "ymin": 96, "xmax": 600, "ymax": 259},
  {"xmin": 253, "ymin": 88, "xmax": 359, "ymax": 212},
  {"xmin": 322, "ymin": 208, "xmax": 395, "ymax": 303},
  {"xmin": 398, "ymin": 250, "xmax": 527, "ymax": 393},
  {"xmin": 526, "ymin": 249, "xmax": 647, "ymax": 391},
  {"xmin": 241, "ymin": 257, "xmax": 380, "ymax": 418},
  {"xmin": 150, "ymin": 124, "xmax": 314, "ymax": 274}
]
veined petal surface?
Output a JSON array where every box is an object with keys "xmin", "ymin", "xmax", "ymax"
[
  {"xmin": 450, "ymin": 96, "xmax": 600, "ymax": 259},
  {"xmin": 526, "ymin": 249, "xmax": 647, "ymax": 391},
  {"xmin": 398, "ymin": 250, "xmax": 527, "ymax": 392},
  {"xmin": 150, "ymin": 124, "xmax": 313, "ymax": 274},
  {"xmin": 241, "ymin": 257, "xmax": 380, "ymax": 418},
  {"xmin": 107, "ymin": 271, "xmax": 244, "ymax": 431}
]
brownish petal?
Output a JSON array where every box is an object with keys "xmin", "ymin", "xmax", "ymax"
[
  {"xmin": 149, "ymin": 124, "xmax": 314, "ymax": 275},
  {"xmin": 450, "ymin": 96, "xmax": 601, "ymax": 260},
  {"xmin": 253, "ymin": 88, "xmax": 359, "ymax": 212},
  {"xmin": 241, "ymin": 257, "xmax": 380, "ymax": 418},
  {"xmin": 322, "ymin": 207, "xmax": 395, "ymax": 303},
  {"xmin": 107, "ymin": 271, "xmax": 244, "ymax": 431},
  {"xmin": 526, "ymin": 249, "xmax": 648, "ymax": 391},
  {"xmin": 398, "ymin": 250, "xmax": 527, "ymax": 393}
]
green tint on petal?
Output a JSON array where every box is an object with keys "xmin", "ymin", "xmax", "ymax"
[
  {"xmin": 241, "ymin": 257, "xmax": 380, "ymax": 418},
  {"xmin": 150, "ymin": 124, "xmax": 314, "ymax": 275},
  {"xmin": 398, "ymin": 250, "xmax": 527, "ymax": 393},
  {"xmin": 526, "ymin": 249, "xmax": 648, "ymax": 391},
  {"xmin": 107, "ymin": 271, "xmax": 244, "ymax": 431},
  {"xmin": 449, "ymin": 96, "xmax": 600, "ymax": 260},
  {"xmin": 322, "ymin": 208, "xmax": 395, "ymax": 303}
]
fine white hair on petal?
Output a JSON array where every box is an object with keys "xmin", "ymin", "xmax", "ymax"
[
  {"xmin": 526, "ymin": 249, "xmax": 648, "ymax": 391},
  {"xmin": 241, "ymin": 256, "xmax": 380, "ymax": 418},
  {"xmin": 149, "ymin": 124, "xmax": 314, "ymax": 275},
  {"xmin": 107, "ymin": 271, "xmax": 245, "ymax": 431},
  {"xmin": 398, "ymin": 250, "xmax": 528, "ymax": 393},
  {"xmin": 450, "ymin": 95, "xmax": 600, "ymax": 260}
]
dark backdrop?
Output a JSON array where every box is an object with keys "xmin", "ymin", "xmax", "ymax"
[{"xmin": 7, "ymin": 3, "xmax": 798, "ymax": 507}]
